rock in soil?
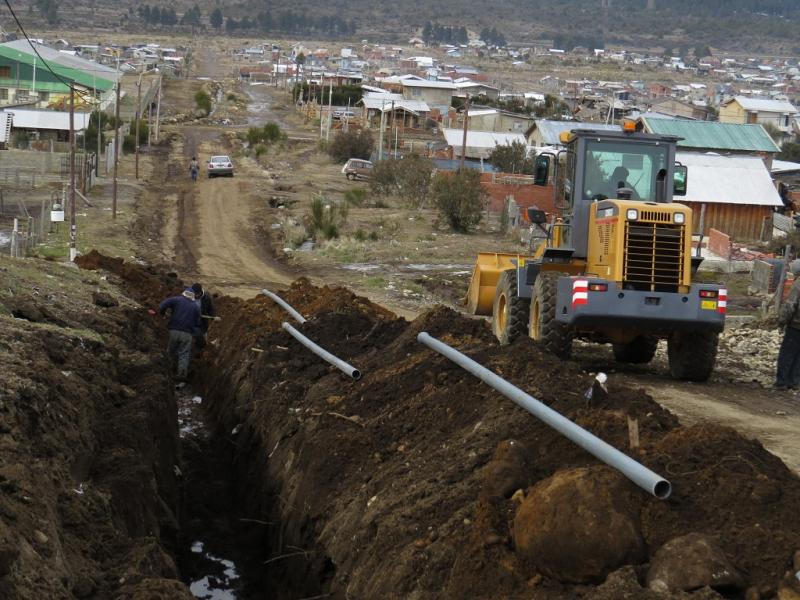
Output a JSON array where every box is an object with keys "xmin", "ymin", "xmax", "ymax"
[
  {"xmin": 647, "ymin": 532, "xmax": 744, "ymax": 593},
  {"xmin": 513, "ymin": 465, "xmax": 647, "ymax": 583}
]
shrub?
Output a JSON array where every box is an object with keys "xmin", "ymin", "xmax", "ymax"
[
  {"xmin": 369, "ymin": 155, "xmax": 434, "ymax": 208},
  {"xmin": 307, "ymin": 196, "xmax": 348, "ymax": 240},
  {"xmin": 194, "ymin": 90, "xmax": 212, "ymax": 116},
  {"xmin": 344, "ymin": 187, "xmax": 368, "ymax": 207},
  {"xmin": 430, "ymin": 170, "xmax": 486, "ymax": 232},
  {"xmin": 247, "ymin": 122, "xmax": 285, "ymax": 147},
  {"xmin": 488, "ymin": 141, "xmax": 533, "ymax": 174},
  {"xmin": 254, "ymin": 144, "xmax": 267, "ymax": 157},
  {"xmin": 226, "ymin": 93, "xmax": 237, "ymax": 102},
  {"xmin": 327, "ymin": 129, "xmax": 373, "ymax": 162}
]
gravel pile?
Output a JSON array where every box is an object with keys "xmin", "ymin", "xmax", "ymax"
[{"xmin": 716, "ymin": 326, "xmax": 782, "ymax": 387}]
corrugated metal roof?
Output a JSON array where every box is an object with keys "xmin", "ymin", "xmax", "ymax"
[
  {"xmin": 677, "ymin": 151, "xmax": 782, "ymax": 207},
  {"xmin": 4, "ymin": 109, "xmax": 90, "ymax": 131},
  {"xmin": 0, "ymin": 40, "xmax": 119, "ymax": 91},
  {"xmin": 772, "ymin": 159, "xmax": 800, "ymax": 173},
  {"xmin": 642, "ymin": 118, "xmax": 780, "ymax": 153},
  {"xmin": 732, "ymin": 95, "xmax": 798, "ymax": 114},
  {"xmin": 361, "ymin": 97, "xmax": 429, "ymax": 114},
  {"xmin": 442, "ymin": 128, "xmax": 526, "ymax": 148},
  {"xmin": 533, "ymin": 119, "xmax": 621, "ymax": 145},
  {"xmin": 401, "ymin": 79, "xmax": 457, "ymax": 90}
]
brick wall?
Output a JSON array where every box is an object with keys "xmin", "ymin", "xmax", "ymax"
[
  {"xmin": 707, "ymin": 227, "xmax": 731, "ymax": 259},
  {"xmin": 480, "ymin": 172, "xmax": 556, "ymax": 218}
]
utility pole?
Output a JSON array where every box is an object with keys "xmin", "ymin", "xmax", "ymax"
[
  {"xmin": 94, "ymin": 71, "xmax": 100, "ymax": 177},
  {"xmin": 135, "ymin": 72, "xmax": 142, "ymax": 179},
  {"xmin": 319, "ymin": 76, "xmax": 326, "ymax": 139},
  {"xmin": 390, "ymin": 100, "xmax": 396, "ymax": 157},
  {"xmin": 459, "ymin": 95, "xmax": 470, "ymax": 172},
  {"xmin": 378, "ymin": 99, "xmax": 386, "ymax": 161},
  {"xmin": 69, "ymin": 87, "xmax": 77, "ymax": 261},
  {"xmin": 112, "ymin": 77, "xmax": 120, "ymax": 220},
  {"xmin": 154, "ymin": 74, "xmax": 162, "ymax": 142},
  {"xmin": 326, "ymin": 76, "xmax": 333, "ymax": 142}
]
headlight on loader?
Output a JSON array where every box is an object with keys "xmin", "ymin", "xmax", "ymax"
[
  {"xmin": 674, "ymin": 213, "xmax": 685, "ymax": 224},
  {"xmin": 626, "ymin": 209, "xmax": 638, "ymax": 220}
]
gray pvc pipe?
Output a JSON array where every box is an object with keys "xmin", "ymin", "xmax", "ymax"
[
  {"xmin": 261, "ymin": 289, "xmax": 306, "ymax": 323},
  {"xmin": 417, "ymin": 332, "xmax": 671, "ymax": 499},
  {"xmin": 282, "ymin": 322, "xmax": 362, "ymax": 380}
]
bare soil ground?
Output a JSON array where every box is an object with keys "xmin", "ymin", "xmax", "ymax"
[{"xmin": 1, "ymin": 35, "xmax": 799, "ymax": 600}]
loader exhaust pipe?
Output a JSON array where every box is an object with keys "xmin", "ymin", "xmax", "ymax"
[
  {"xmin": 261, "ymin": 289, "xmax": 306, "ymax": 324},
  {"xmin": 283, "ymin": 322, "xmax": 362, "ymax": 380},
  {"xmin": 416, "ymin": 332, "xmax": 671, "ymax": 499}
]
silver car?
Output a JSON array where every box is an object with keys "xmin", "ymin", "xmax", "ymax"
[{"xmin": 207, "ymin": 155, "xmax": 234, "ymax": 178}]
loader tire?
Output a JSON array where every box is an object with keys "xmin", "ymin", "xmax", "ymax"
[
  {"xmin": 530, "ymin": 272, "xmax": 573, "ymax": 359},
  {"xmin": 492, "ymin": 270, "xmax": 529, "ymax": 345},
  {"xmin": 667, "ymin": 330, "xmax": 719, "ymax": 382},
  {"xmin": 612, "ymin": 335, "xmax": 659, "ymax": 364}
]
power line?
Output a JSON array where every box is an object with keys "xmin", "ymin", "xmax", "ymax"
[{"xmin": 2, "ymin": 0, "xmax": 101, "ymax": 103}]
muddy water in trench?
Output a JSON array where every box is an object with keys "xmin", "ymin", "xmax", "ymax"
[{"xmin": 175, "ymin": 387, "xmax": 254, "ymax": 599}]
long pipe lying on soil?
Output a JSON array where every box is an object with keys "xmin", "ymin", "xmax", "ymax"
[
  {"xmin": 282, "ymin": 322, "xmax": 362, "ymax": 380},
  {"xmin": 417, "ymin": 332, "xmax": 672, "ymax": 499},
  {"xmin": 261, "ymin": 289, "xmax": 306, "ymax": 324}
]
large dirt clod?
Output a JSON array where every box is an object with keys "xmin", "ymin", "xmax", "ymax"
[
  {"xmin": 513, "ymin": 465, "xmax": 647, "ymax": 583},
  {"xmin": 647, "ymin": 533, "xmax": 744, "ymax": 593}
]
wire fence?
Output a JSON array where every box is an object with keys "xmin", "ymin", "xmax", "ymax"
[{"xmin": 7, "ymin": 197, "xmax": 52, "ymax": 258}]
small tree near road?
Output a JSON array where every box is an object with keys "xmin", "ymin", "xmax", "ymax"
[
  {"xmin": 210, "ymin": 8, "xmax": 223, "ymax": 29},
  {"xmin": 194, "ymin": 90, "xmax": 212, "ymax": 116},
  {"xmin": 327, "ymin": 129, "xmax": 374, "ymax": 162},
  {"xmin": 370, "ymin": 155, "xmax": 434, "ymax": 208},
  {"xmin": 488, "ymin": 141, "xmax": 534, "ymax": 174},
  {"xmin": 430, "ymin": 170, "xmax": 486, "ymax": 232}
]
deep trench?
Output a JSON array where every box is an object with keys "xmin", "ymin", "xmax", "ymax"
[{"xmin": 172, "ymin": 381, "xmax": 329, "ymax": 600}]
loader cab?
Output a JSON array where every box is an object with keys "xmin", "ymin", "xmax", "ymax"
[{"xmin": 545, "ymin": 128, "xmax": 684, "ymax": 259}]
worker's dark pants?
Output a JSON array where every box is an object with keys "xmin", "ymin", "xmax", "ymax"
[
  {"xmin": 776, "ymin": 326, "xmax": 800, "ymax": 387},
  {"xmin": 168, "ymin": 330, "xmax": 193, "ymax": 380}
]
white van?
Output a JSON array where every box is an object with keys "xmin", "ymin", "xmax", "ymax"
[{"xmin": 341, "ymin": 158, "xmax": 373, "ymax": 180}]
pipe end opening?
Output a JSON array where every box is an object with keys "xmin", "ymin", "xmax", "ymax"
[
  {"xmin": 654, "ymin": 480, "xmax": 671, "ymax": 500},
  {"xmin": 351, "ymin": 370, "xmax": 362, "ymax": 380}
]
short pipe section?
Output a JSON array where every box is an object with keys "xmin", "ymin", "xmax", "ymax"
[
  {"xmin": 261, "ymin": 289, "xmax": 306, "ymax": 324},
  {"xmin": 416, "ymin": 331, "xmax": 671, "ymax": 499},
  {"xmin": 282, "ymin": 322, "xmax": 362, "ymax": 380}
]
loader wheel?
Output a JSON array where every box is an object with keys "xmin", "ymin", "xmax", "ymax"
[
  {"xmin": 612, "ymin": 335, "xmax": 659, "ymax": 364},
  {"xmin": 492, "ymin": 270, "xmax": 529, "ymax": 345},
  {"xmin": 530, "ymin": 272, "xmax": 572, "ymax": 359},
  {"xmin": 667, "ymin": 331, "xmax": 719, "ymax": 382}
]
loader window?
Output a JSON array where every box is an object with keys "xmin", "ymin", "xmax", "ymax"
[{"xmin": 582, "ymin": 141, "xmax": 669, "ymax": 202}]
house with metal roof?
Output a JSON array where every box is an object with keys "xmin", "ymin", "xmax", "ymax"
[
  {"xmin": 400, "ymin": 79, "xmax": 456, "ymax": 114},
  {"xmin": 639, "ymin": 118, "xmax": 781, "ymax": 167},
  {"xmin": 524, "ymin": 119, "xmax": 622, "ymax": 147},
  {"xmin": 719, "ymin": 96, "xmax": 798, "ymax": 137},
  {"xmin": 2, "ymin": 107, "xmax": 90, "ymax": 142},
  {"xmin": 675, "ymin": 151, "xmax": 783, "ymax": 240},
  {"xmin": 0, "ymin": 40, "xmax": 121, "ymax": 111},
  {"xmin": 442, "ymin": 128, "xmax": 528, "ymax": 160}
]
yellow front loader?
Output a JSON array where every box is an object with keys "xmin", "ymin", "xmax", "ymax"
[{"xmin": 466, "ymin": 125, "xmax": 726, "ymax": 381}]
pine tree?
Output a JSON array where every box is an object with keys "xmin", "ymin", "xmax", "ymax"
[{"xmin": 210, "ymin": 7, "xmax": 223, "ymax": 29}]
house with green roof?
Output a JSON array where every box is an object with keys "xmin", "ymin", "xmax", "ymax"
[
  {"xmin": 0, "ymin": 40, "xmax": 120, "ymax": 111},
  {"xmin": 638, "ymin": 117, "xmax": 780, "ymax": 168}
]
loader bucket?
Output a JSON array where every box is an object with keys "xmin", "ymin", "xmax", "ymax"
[{"xmin": 465, "ymin": 252, "xmax": 537, "ymax": 316}]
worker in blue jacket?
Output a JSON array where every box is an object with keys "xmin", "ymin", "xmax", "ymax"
[{"xmin": 157, "ymin": 288, "xmax": 202, "ymax": 387}]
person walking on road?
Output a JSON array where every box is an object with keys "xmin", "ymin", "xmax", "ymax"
[
  {"xmin": 776, "ymin": 261, "xmax": 800, "ymax": 389},
  {"xmin": 158, "ymin": 288, "xmax": 202, "ymax": 387},
  {"xmin": 191, "ymin": 282, "xmax": 216, "ymax": 349},
  {"xmin": 189, "ymin": 156, "xmax": 200, "ymax": 182}
]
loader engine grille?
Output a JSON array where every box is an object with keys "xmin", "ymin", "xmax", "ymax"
[{"xmin": 623, "ymin": 221, "xmax": 684, "ymax": 292}]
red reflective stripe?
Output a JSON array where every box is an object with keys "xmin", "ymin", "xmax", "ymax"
[
  {"xmin": 718, "ymin": 288, "xmax": 727, "ymax": 314},
  {"xmin": 572, "ymin": 279, "xmax": 589, "ymax": 309}
]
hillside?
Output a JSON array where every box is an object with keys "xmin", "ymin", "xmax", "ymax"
[{"xmin": 6, "ymin": 0, "xmax": 800, "ymax": 53}]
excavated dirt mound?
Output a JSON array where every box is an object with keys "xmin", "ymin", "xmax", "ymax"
[
  {"xmin": 0, "ymin": 255, "xmax": 190, "ymax": 598},
  {"xmin": 177, "ymin": 278, "xmax": 800, "ymax": 599}
]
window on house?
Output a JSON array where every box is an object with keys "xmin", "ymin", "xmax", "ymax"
[
  {"xmin": 0, "ymin": 66, "xmax": 10, "ymax": 78},
  {"xmin": 0, "ymin": 88, "xmax": 7, "ymax": 100},
  {"xmin": 38, "ymin": 91, "xmax": 49, "ymax": 101},
  {"xmin": 412, "ymin": 88, "xmax": 420, "ymax": 97},
  {"xmin": 785, "ymin": 115, "xmax": 790, "ymax": 127}
]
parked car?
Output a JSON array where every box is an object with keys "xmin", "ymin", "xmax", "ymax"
[
  {"xmin": 333, "ymin": 109, "xmax": 356, "ymax": 121},
  {"xmin": 342, "ymin": 158, "xmax": 373, "ymax": 180},
  {"xmin": 207, "ymin": 155, "xmax": 234, "ymax": 178}
]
